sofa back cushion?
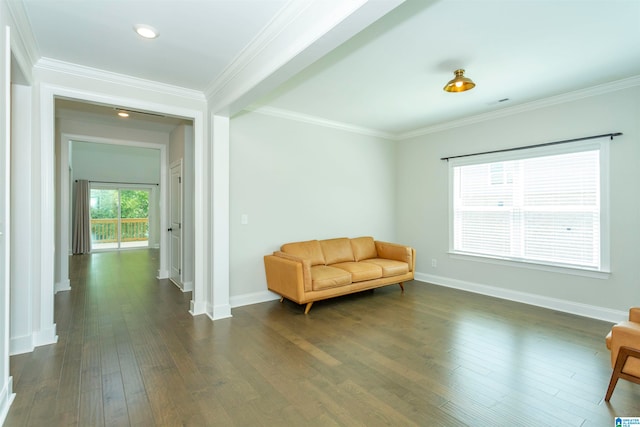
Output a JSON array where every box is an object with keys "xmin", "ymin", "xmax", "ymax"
[
  {"xmin": 320, "ymin": 238, "xmax": 355, "ymax": 265},
  {"xmin": 281, "ymin": 240, "xmax": 325, "ymax": 266},
  {"xmin": 351, "ymin": 236, "xmax": 378, "ymax": 261}
]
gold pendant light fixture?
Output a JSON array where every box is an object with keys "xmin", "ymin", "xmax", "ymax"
[{"xmin": 443, "ymin": 69, "xmax": 475, "ymax": 92}]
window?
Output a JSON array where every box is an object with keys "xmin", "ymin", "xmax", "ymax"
[{"xmin": 449, "ymin": 140, "xmax": 609, "ymax": 272}]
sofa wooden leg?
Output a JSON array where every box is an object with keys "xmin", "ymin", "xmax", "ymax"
[
  {"xmin": 304, "ymin": 302, "xmax": 314, "ymax": 314},
  {"xmin": 398, "ymin": 282, "xmax": 404, "ymax": 293},
  {"xmin": 279, "ymin": 296, "xmax": 284, "ymax": 303}
]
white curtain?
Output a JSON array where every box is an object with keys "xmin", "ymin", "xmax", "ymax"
[{"xmin": 72, "ymin": 180, "xmax": 92, "ymax": 254}]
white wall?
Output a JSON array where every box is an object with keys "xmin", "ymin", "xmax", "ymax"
[
  {"xmin": 71, "ymin": 141, "xmax": 162, "ymax": 183},
  {"xmin": 396, "ymin": 85, "xmax": 640, "ymax": 320},
  {"xmin": 228, "ymin": 111, "xmax": 397, "ymax": 306}
]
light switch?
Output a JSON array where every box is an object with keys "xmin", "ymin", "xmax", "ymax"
[{"xmin": 241, "ymin": 214, "xmax": 248, "ymax": 225}]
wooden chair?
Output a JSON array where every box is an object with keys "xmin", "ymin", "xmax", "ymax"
[{"xmin": 605, "ymin": 307, "xmax": 640, "ymax": 401}]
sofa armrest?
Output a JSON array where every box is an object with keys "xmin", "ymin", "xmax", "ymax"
[
  {"xmin": 264, "ymin": 253, "xmax": 311, "ymax": 303},
  {"xmin": 609, "ymin": 321, "xmax": 640, "ymax": 369},
  {"xmin": 629, "ymin": 307, "xmax": 640, "ymax": 323},
  {"xmin": 374, "ymin": 241, "xmax": 415, "ymax": 272}
]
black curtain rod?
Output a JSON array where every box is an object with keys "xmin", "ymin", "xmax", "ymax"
[
  {"xmin": 441, "ymin": 132, "xmax": 623, "ymax": 161},
  {"xmin": 75, "ymin": 179, "xmax": 158, "ymax": 186}
]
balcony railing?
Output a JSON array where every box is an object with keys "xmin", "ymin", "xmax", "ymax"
[{"xmin": 91, "ymin": 218, "xmax": 149, "ymax": 243}]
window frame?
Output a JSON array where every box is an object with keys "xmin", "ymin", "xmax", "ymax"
[{"xmin": 447, "ymin": 139, "xmax": 610, "ymax": 277}]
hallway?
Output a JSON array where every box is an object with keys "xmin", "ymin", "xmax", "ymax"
[{"xmin": 7, "ymin": 249, "xmax": 200, "ymax": 425}]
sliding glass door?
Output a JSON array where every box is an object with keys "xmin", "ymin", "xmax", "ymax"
[{"xmin": 90, "ymin": 186, "xmax": 150, "ymax": 250}]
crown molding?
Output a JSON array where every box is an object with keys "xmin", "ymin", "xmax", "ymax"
[
  {"xmin": 35, "ymin": 57, "xmax": 206, "ymax": 102},
  {"xmin": 204, "ymin": 0, "xmax": 315, "ymax": 101},
  {"xmin": 249, "ymin": 105, "xmax": 395, "ymax": 139},
  {"xmin": 397, "ymin": 75, "xmax": 640, "ymax": 140},
  {"xmin": 5, "ymin": 0, "xmax": 40, "ymax": 75},
  {"xmin": 245, "ymin": 76, "xmax": 640, "ymax": 141},
  {"xmin": 205, "ymin": 0, "xmax": 404, "ymax": 115}
]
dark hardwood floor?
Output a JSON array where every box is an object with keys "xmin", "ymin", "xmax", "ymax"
[{"xmin": 5, "ymin": 249, "xmax": 639, "ymax": 426}]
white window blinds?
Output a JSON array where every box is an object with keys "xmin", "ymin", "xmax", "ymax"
[{"xmin": 450, "ymin": 141, "xmax": 608, "ymax": 271}]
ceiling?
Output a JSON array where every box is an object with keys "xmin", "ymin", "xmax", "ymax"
[{"xmin": 16, "ymin": 0, "xmax": 640, "ymax": 136}]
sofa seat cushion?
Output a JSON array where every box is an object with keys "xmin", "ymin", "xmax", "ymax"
[
  {"xmin": 311, "ymin": 265, "xmax": 352, "ymax": 291},
  {"xmin": 361, "ymin": 258, "xmax": 409, "ymax": 277},
  {"xmin": 331, "ymin": 262, "xmax": 382, "ymax": 282}
]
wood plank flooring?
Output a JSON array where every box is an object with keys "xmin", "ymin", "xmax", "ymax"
[{"xmin": 5, "ymin": 249, "xmax": 639, "ymax": 426}]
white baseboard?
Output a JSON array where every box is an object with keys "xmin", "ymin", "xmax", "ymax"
[
  {"xmin": 169, "ymin": 278, "xmax": 183, "ymax": 291},
  {"xmin": 156, "ymin": 269, "xmax": 169, "ymax": 279},
  {"xmin": 230, "ymin": 290, "xmax": 280, "ymax": 309},
  {"xmin": 415, "ymin": 272, "xmax": 627, "ymax": 323},
  {"xmin": 0, "ymin": 376, "xmax": 15, "ymax": 427},
  {"xmin": 33, "ymin": 324, "xmax": 58, "ymax": 347},
  {"xmin": 10, "ymin": 334, "xmax": 34, "ymax": 356},
  {"xmin": 189, "ymin": 299, "xmax": 206, "ymax": 316},
  {"xmin": 182, "ymin": 281, "xmax": 194, "ymax": 292},
  {"xmin": 207, "ymin": 303, "xmax": 232, "ymax": 321},
  {"xmin": 54, "ymin": 279, "xmax": 71, "ymax": 294}
]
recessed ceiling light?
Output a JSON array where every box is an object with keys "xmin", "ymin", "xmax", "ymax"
[
  {"xmin": 117, "ymin": 110, "xmax": 130, "ymax": 118},
  {"xmin": 134, "ymin": 24, "xmax": 159, "ymax": 39}
]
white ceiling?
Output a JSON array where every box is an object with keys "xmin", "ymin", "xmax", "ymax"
[
  {"xmin": 16, "ymin": 0, "xmax": 640, "ymax": 136},
  {"xmin": 22, "ymin": 0, "xmax": 290, "ymax": 91}
]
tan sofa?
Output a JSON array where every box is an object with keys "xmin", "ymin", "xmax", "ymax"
[{"xmin": 264, "ymin": 236, "xmax": 415, "ymax": 314}]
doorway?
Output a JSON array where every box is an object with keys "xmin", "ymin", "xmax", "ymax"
[{"xmin": 90, "ymin": 186, "xmax": 151, "ymax": 250}]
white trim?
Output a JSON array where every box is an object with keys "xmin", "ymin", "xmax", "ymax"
[
  {"xmin": 414, "ymin": 272, "xmax": 626, "ymax": 323},
  {"xmin": 36, "ymin": 58, "xmax": 205, "ymax": 101},
  {"xmin": 230, "ymin": 290, "xmax": 280, "ymax": 309},
  {"xmin": 182, "ymin": 281, "xmax": 194, "ymax": 292},
  {"xmin": 210, "ymin": 115, "xmax": 231, "ymax": 320},
  {"xmin": 32, "ymin": 324, "xmax": 57, "ymax": 348},
  {"xmin": 189, "ymin": 299, "xmax": 206, "ymax": 316},
  {"xmin": 54, "ymin": 279, "xmax": 71, "ymax": 294},
  {"xmin": 207, "ymin": 303, "xmax": 232, "ymax": 321},
  {"xmin": 1, "ymin": 26, "xmax": 14, "ymax": 427},
  {"xmin": 206, "ymin": 0, "xmax": 404, "ymax": 115},
  {"xmin": 249, "ymin": 105, "xmax": 395, "ymax": 139},
  {"xmin": 39, "ymin": 85, "xmax": 58, "ymax": 347},
  {"xmin": 0, "ymin": 376, "xmax": 15, "ymax": 426},
  {"xmin": 247, "ymin": 75, "xmax": 640, "ymax": 140},
  {"xmin": 40, "ymin": 84, "xmax": 208, "ymax": 326},
  {"xmin": 398, "ymin": 76, "xmax": 640, "ymax": 140},
  {"xmin": 62, "ymin": 133, "xmax": 167, "ymax": 278},
  {"xmin": 4, "ymin": 0, "xmax": 38, "ymax": 73},
  {"xmin": 9, "ymin": 334, "xmax": 33, "ymax": 356}
]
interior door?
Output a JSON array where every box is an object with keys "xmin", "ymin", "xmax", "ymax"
[{"xmin": 169, "ymin": 162, "xmax": 182, "ymax": 287}]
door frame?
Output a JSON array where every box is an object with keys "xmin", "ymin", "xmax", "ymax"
[
  {"xmin": 168, "ymin": 159, "xmax": 183, "ymax": 289},
  {"xmin": 60, "ymin": 133, "xmax": 168, "ymax": 278}
]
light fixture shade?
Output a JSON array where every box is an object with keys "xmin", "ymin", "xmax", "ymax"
[{"xmin": 443, "ymin": 69, "xmax": 475, "ymax": 92}]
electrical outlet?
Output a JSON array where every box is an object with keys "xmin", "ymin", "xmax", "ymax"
[
  {"xmin": 431, "ymin": 258, "xmax": 437, "ymax": 268},
  {"xmin": 241, "ymin": 214, "xmax": 248, "ymax": 225}
]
